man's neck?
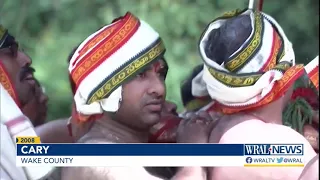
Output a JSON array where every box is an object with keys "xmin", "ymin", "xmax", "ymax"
[
  {"xmin": 248, "ymin": 99, "xmax": 284, "ymax": 124},
  {"xmin": 92, "ymin": 115, "xmax": 149, "ymax": 143}
]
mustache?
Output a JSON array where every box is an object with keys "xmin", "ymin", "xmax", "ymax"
[{"xmin": 19, "ymin": 66, "xmax": 35, "ymax": 81}]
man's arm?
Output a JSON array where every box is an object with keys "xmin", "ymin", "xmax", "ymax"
[{"xmin": 35, "ymin": 119, "xmax": 74, "ymax": 143}]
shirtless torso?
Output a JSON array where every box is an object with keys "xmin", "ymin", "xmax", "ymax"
[
  {"xmin": 61, "ymin": 119, "xmax": 164, "ymax": 180},
  {"xmin": 61, "ymin": 119, "xmax": 207, "ymax": 180},
  {"xmin": 208, "ymin": 114, "xmax": 317, "ymax": 180}
]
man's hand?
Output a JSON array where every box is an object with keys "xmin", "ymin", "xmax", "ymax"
[{"xmin": 176, "ymin": 111, "xmax": 218, "ymax": 143}]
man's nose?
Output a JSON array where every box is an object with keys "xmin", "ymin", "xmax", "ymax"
[
  {"xmin": 147, "ymin": 74, "xmax": 165, "ymax": 99},
  {"xmin": 20, "ymin": 58, "xmax": 31, "ymax": 67}
]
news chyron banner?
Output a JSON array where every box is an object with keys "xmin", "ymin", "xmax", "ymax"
[{"xmin": 16, "ymin": 137, "xmax": 305, "ymax": 167}]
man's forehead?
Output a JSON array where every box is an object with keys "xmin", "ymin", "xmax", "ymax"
[
  {"xmin": 0, "ymin": 48, "xmax": 10, "ymax": 55},
  {"xmin": 0, "ymin": 48, "xmax": 16, "ymax": 61},
  {"xmin": 143, "ymin": 59, "xmax": 168, "ymax": 72},
  {"xmin": 152, "ymin": 59, "xmax": 168, "ymax": 67}
]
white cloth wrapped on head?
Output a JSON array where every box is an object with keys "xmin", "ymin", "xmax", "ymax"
[
  {"xmin": 305, "ymin": 56, "xmax": 318, "ymax": 74},
  {"xmin": 69, "ymin": 12, "xmax": 165, "ymax": 116},
  {"xmin": 192, "ymin": 9, "xmax": 303, "ymax": 113}
]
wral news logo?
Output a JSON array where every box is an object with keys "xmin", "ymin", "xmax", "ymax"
[
  {"xmin": 244, "ymin": 144, "xmax": 304, "ymax": 167},
  {"xmin": 244, "ymin": 144, "xmax": 303, "ymax": 156}
]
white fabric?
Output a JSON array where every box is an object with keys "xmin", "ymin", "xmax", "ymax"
[
  {"xmin": 304, "ymin": 55, "xmax": 318, "ymax": 74},
  {"xmin": 0, "ymin": 84, "xmax": 55, "ymax": 180},
  {"xmin": 69, "ymin": 20, "xmax": 160, "ymax": 115},
  {"xmin": 195, "ymin": 10, "xmax": 295, "ymax": 107},
  {"xmin": 191, "ymin": 67, "xmax": 207, "ymax": 97},
  {"xmin": 1, "ymin": 124, "xmax": 28, "ymax": 180}
]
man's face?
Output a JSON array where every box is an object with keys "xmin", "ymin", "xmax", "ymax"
[
  {"xmin": 0, "ymin": 49, "xmax": 35, "ymax": 107},
  {"xmin": 116, "ymin": 59, "xmax": 168, "ymax": 130},
  {"xmin": 22, "ymin": 81, "xmax": 48, "ymax": 126}
]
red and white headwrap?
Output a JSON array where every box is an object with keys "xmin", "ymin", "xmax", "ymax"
[
  {"xmin": 0, "ymin": 25, "xmax": 21, "ymax": 107},
  {"xmin": 69, "ymin": 12, "xmax": 166, "ymax": 117},
  {"xmin": 304, "ymin": 56, "xmax": 319, "ymax": 90},
  {"xmin": 193, "ymin": 9, "xmax": 305, "ymax": 114}
]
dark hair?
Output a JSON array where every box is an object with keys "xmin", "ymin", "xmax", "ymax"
[
  {"xmin": 180, "ymin": 64, "xmax": 203, "ymax": 106},
  {"xmin": 68, "ymin": 46, "xmax": 79, "ymax": 95},
  {"xmin": 204, "ymin": 15, "xmax": 252, "ymax": 65}
]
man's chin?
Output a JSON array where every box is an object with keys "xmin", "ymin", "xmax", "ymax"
[{"xmin": 143, "ymin": 112, "xmax": 162, "ymax": 126}]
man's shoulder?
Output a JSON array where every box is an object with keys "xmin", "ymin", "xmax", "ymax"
[
  {"xmin": 77, "ymin": 131, "xmax": 114, "ymax": 144},
  {"xmin": 61, "ymin": 166, "xmax": 162, "ymax": 180},
  {"xmin": 219, "ymin": 120, "xmax": 311, "ymax": 144},
  {"xmin": 61, "ymin": 166, "xmax": 111, "ymax": 180}
]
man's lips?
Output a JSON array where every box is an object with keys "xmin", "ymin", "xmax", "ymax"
[
  {"xmin": 145, "ymin": 100, "xmax": 163, "ymax": 112},
  {"xmin": 23, "ymin": 73, "xmax": 36, "ymax": 85}
]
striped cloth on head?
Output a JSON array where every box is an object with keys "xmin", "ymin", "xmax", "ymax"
[
  {"xmin": 0, "ymin": 61, "xmax": 21, "ymax": 107},
  {"xmin": 193, "ymin": 9, "xmax": 305, "ymax": 114},
  {"xmin": 69, "ymin": 12, "xmax": 166, "ymax": 117},
  {"xmin": 304, "ymin": 56, "xmax": 319, "ymax": 90},
  {"xmin": 0, "ymin": 25, "xmax": 8, "ymax": 48},
  {"xmin": 0, "ymin": 25, "xmax": 21, "ymax": 106}
]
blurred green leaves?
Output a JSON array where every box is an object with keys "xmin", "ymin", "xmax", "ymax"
[{"xmin": 0, "ymin": 0, "xmax": 318, "ymax": 121}]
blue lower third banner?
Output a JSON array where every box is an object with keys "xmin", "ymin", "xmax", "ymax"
[
  {"xmin": 16, "ymin": 144, "xmax": 306, "ymax": 167},
  {"xmin": 17, "ymin": 144, "xmax": 243, "ymax": 156}
]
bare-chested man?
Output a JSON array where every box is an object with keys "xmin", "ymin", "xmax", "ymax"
[
  {"xmin": 61, "ymin": 12, "xmax": 209, "ymax": 180},
  {"xmin": 191, "ymin": 9, "xmax": 318, "ymax": 180},
  {"xmin": 0, "ymin": 24, "xmax": 54, "ymax": 180}
]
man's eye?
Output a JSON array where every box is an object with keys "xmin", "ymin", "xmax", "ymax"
[{"xmin": 136, "ymin": 72, "xmax": 146, "ymax": 78}]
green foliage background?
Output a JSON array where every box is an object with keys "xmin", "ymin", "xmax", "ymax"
[{"xmin": 1, "ymin": 0, "xmax": 318, "ymax": 121}]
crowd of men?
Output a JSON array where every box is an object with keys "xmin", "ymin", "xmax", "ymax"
[{"xmin": 0, "ymin": 6, "xmax": 319, "ymax": 180}]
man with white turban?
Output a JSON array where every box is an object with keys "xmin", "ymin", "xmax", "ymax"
[
  {"xmin": 192, "ymin": 9, "xmax": 318, "ymax": 180},
  {"xmin": 61, "ymin": 12, "xmax": 207, "ymax": 180}
]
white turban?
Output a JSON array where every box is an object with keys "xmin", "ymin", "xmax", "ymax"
[
  {"xmin": 193, "ymin": 9, "xmax": 305, "ymax": 113},
  {"xmin": 69, "ymin": 12, "xmax": 166, "ymax": 116}
]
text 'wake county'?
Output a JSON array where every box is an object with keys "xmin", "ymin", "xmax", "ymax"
[{"xmin": 20, "ymin": 157, "xmax": 73, "ymax": 164}]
